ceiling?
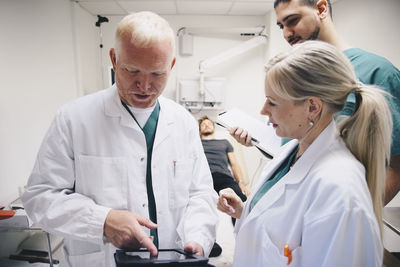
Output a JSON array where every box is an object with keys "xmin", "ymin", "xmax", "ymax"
[{"xmin": 74, "ymin": 0, "xmax": 276, "ymax": 16}]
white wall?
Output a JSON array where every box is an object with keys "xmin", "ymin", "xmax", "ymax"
[
  {"xmin": 0, "ymin": 0, "xmax": 81, "ymax": 206},
  {"xmin": 334, "ymin": 0, "xmax": 400, "ymax": 68},
  {"xmin": 0, "ymin": 0, "xmax": 92, "ymax": 257},
  {"xmin": 0, "ymin": 0, "xmax": 100, "ymax": 207},
  {"xmin": 264, "ymin": 11, "xmax": 291, "ymax": 60},
  {"xmin": 72, "ymin": 2, "xmax": 103, "ymax": 95}
]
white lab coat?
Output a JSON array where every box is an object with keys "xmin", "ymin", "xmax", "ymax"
[
  {"xmin": 22, "ymin": 85, "xmax": 218, "ymax": 267},
  {"xmin": 233, "ymin": 121, "xmax": 383, "ymax": 267}
]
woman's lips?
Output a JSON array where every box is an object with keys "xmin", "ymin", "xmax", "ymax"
[{"xmin": 269, "ymin": 122, "xmax": 278, "ymax": 128}]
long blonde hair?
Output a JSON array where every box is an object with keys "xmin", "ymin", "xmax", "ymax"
[{"xmin": 265, "ymin": 40, "xmax": 392, "ymax": 230}]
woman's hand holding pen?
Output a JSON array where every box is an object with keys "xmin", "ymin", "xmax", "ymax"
[
  {"xmin": 217, "ymin": 188, "xmax": 244, "ymax": 219},
  {"xmin": 229, "ymin": 127, "xmax": 253, "ymax": 147}
]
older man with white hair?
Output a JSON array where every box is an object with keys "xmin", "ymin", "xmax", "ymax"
[{"xmin": 22, "ymin": 11, "xmax": 218, "ymax": 267}]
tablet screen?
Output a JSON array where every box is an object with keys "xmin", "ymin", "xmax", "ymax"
[{"xmin": 125, "ymin": 250, "xmax": 190, "ymax": 260}]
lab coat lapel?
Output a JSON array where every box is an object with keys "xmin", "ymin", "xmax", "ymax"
[
  {"xmin": 238, "ymin": 121, "xmax": 338, "ymax": 230},
  {"xmin": 103, "ymin": 85, "xmax": 146, "ymax": 132},
  {"xmin": 235, "ymin": 141, "xmax": 298, "ymax": 232},
  {"xmin": 153, "ymin": 96, "xmax": 174, "ymax": 149},
  {"xmin": 283, "ymin": 120, "xmax": 338, "ymax": 185},
  {"xmin": 250, "ymin": 141, "xmax": 298, "ymax": 195}
]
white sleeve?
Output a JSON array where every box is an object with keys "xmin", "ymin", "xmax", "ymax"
[{"xmin": 21, "ymin": 109, "xmax": 110, "ymax": 244}]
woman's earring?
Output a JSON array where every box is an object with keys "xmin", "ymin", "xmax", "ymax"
[{"xmin": 309, "ymin": 121, "xmax": 314, "ymax": 127}]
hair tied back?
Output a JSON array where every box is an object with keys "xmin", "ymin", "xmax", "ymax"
[{"xmin": 353, "ymin": 81, "xmax": 363, "ymax": 114}]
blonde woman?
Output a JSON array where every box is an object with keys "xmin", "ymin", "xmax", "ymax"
[{"xmin": 219, "ymin": 41, "xmax": 392, "ymax": 267}]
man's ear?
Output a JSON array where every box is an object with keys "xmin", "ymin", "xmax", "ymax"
[
  {"xmin": 316, "ymin": 0, "xmax": 329, "ymax": 19},
  {"xmin": 110, "ymin": 48, "xmax": 117, "ymax": 70}
]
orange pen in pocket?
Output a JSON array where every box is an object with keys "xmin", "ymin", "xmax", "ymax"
[{"xmin": 284, "ymin": 244, "xmax": 292, "ymax": 265}]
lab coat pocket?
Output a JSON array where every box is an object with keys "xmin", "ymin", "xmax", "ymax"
[
  {"xmin": 264, "ymin": 241, "xmax": 302, "ymax": 267},
  {"xmin": 260, "ymin": 227, "xmax": 301, "ymax": 267},
  {"xmin": 290, "ymin": 246, "xmax": 302, "ymax": 267},
  {"xmin": 77, "ymin": 155, "xmax": 128, "ymax": 209},
  {"xmin": 66, "ymin": 250, "xmax": 106, "ymax": 267},
  {"xmin": 169, "ymin": 159, "xmax": 194, "ymax": 209}
]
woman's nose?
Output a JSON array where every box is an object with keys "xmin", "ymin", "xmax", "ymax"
[{"xmin": 260, "ymin": 102, "xmax": 270, "ymax": 116}]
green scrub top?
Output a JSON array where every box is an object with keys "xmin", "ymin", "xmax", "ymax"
[
  {"xmin": 250, "ymin": 146, "xmax": 299, "ymax": 211},
  {"xmin": 122, "ymin": 101, "xmax": 160, "ymax": 248},
  {"xmin": 342, "ymin": 48, "xmax": 400, "ymax": 156}
]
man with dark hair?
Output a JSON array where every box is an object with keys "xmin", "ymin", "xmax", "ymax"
[
  {"xmin": 199, "ymin": 116, "xmax": 249, "ymax": 258},
  {"xmin": 271, "ymin": 0, "xmax": 400, "ymax": 204},
  {"xmin": 199, "ymin": 116, "xmax": 250, "ymax": 203}
]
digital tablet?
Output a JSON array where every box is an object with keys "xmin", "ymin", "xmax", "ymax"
[{"xmin": 114, "ymin": 248, "xmax": 209, "ymax": 267}]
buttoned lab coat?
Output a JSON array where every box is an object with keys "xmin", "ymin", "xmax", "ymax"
[
  {"xmin": 22, "ymin": 85, "xmax": 218, "ymax": 267},
  {"xmin": 233, "ymin": 121, "xmax": 383, "ymax": 267}
]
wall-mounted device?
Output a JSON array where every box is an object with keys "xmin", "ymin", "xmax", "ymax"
[
  {"xmin": 178, "ymin": 78, "xmax": 225, "ymax": 110},
  {"xmin": 176, "ymin": 26, "xmax": 267, "ymax": 112},
  {"xmin": 177, "ymin": 26, "xmax": 266, "ymax": 58}
]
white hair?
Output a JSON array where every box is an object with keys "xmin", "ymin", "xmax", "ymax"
[{"xmin": 114, "ymin": 11, "xmax": 175, "ymax": 58}]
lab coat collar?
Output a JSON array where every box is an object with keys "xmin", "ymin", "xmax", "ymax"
[
  {"xmin": 103, "ymin": 85, "xmax": 175, "ymax": 147},
  {"xmin": 104, "ymin": 85, "xmax": 142, "ymax": 131},
  {"xmin": 236, "ymin": 120, "xmax": 338, "ymax": 231},
  {"xmin": 153, "ymin": 96, "xmax": 175, "ymax": 149}
]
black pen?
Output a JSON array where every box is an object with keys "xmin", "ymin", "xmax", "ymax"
[{"xmin": 216, "ymin": 122, "xmax": 273, "ymax": 159}]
